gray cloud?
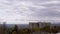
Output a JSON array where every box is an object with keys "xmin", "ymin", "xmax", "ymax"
[{"xmin": 0, "ymin": 0, "xmax": 60, "ymax": 24}]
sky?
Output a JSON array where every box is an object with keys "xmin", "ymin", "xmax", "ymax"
[{"xmin": 0, "ymin": 0, "xmax": 60, "ymax": 24}]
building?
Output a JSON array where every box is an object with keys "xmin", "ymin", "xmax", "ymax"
[
  {"xmin": 39, "ymin": 22, "xmax": 51, "ymax": 28},
  {"xmin": 0, "ymin": 24, "xmax": 3, "ymax": 34},
  {"xmin": 29, "ymin": 22, "xmax": 51, "ymax": 29},
  {"xmin": 0, "ymin": 22, "xmax": 7, "ymax": 34},
  {"xmin": 29, "ymin": 22, "xmax": 39, "ymax": 29}
]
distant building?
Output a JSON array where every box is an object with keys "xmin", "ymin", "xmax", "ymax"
[
  {"xmin": 0, "ymin": 22, "xmax": 7, "ymax": 34},
  {"xmin": 39, "ymin": 22, "xmax": 51, "ymax": 28},
  {"xmin": 29, "ymin": 22, "xmax": 39, "ymax": 29},
  {"xmin": 29, "ymin": 22, "xmax": 51, "ymax": 28},
  {"xmin": 0, "ymin": 24, "xmax": 3, "ymax": 34}
]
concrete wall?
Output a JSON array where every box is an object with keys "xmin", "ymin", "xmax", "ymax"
[
  {"xmin": 29, "ymin": 22, "xmax": 51, "ymax": 29},
  {"xmin": 29, "ymin": 22, "xmax": 39, "ymax": 28}
]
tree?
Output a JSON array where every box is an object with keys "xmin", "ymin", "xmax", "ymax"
[
  {"xmin": 12, "ymin": 25, "xmax": 19, "ymax": 34},
  {"xmin": 21, "ymin": 28, "xmax": 30, "ymax": 34}
]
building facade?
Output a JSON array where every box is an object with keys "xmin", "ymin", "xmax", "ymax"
[
  {"xmin": 0, "ymin": 22, "xmax": 7, "ymax": 34},
  {"xmin": 29, "ymin": 22, "xmax": 39, "ymax": 29},
  {"xmin": 29, "ymin": 22, "xmax": 51, "ymax": 29},
  {"xmin": 39, "ymin": 22, "xmax": 51, "ymax": 28}
]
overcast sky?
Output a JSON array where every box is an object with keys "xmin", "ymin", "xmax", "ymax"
[{"xmin": 0, "ymin": 0, "xmax": 60, "ymax": 24}]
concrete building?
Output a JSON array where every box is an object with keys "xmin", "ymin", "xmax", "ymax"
[
  {"xmin": 0, "ymin": 22, "xmax": 7, "ymax": 34},
  {"xmin": 29, "ymin": 22, "xmax": 51, "ymax": 28},
  {"xmin": 39, "ymin": 22, "xmax": 51, "ymax": 28},
  {"xmin": 29, "ymin": 22, "xmax": 39, "ymax": 29},
  {"xmin": 0, "ymin": 24, "xmax": 3, "ymax": 34}
]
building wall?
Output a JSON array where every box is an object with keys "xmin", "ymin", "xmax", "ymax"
[
  {"xmin": 39, "ymin": 22, "xmax": 51, "ymax": 28},
  {"xmin": 29, "ymin": 22, "xmax": 39, "ymax": 29},
  {"xmin": 29, "ymin": 22, "xmax": 51, "ymax": 29},
  {"xmin": 0, "ymin": 23, "xmax": 7, "ymax": 34},
  {"xmin": 0, "ymin": 25, "xmax": 3, "ymax": 34}
]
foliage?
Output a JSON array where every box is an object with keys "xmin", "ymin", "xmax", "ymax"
[{"xmin": 12, "ymin": 25, "xmax": 19, "ymax": 34}]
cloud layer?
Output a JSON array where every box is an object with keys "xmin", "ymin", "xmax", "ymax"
[{"xmin": 0, "ymin": 0, "xmax": 60, "ymax": 24}]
